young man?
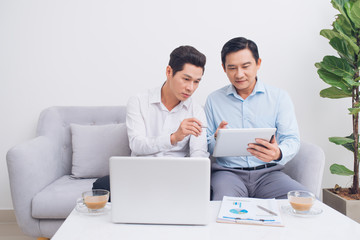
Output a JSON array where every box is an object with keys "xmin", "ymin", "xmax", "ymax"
[
  {"xmin": 126, "ymin": 45, "xmax": 209, "ymax": 157},
  {"xmin": 205, "ymin": 37, "xmax": 308, "ymax": 200},
  {"xmin": 93, "ymin": 45, "xmax": 209, "ymax": 191}
]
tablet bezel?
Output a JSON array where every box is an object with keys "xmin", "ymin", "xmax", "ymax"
[{"xmin": 212, "ymin": 128, "xmax": 276, "ymax": 157}]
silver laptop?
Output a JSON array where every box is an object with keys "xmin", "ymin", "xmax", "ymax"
[{"xmin": 109, "ymin": 157, "xmax": 211, "ymax": 225}]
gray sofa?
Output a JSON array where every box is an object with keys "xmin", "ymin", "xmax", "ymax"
[{"xmin": 7, "ymin": 106, "xmax": 325, "ymax": 238}]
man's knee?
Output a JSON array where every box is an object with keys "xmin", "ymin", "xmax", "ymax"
[
  {"xmin": 211, "ymin": 185, "xmax": 248, "ymax": 200},
  {"xmin": 274, "ymin": 181, "xmax": 309, "ymax": 199},
  {"xmin": 256, "ymin": 171, "xmax": 309, "ymax": 199},
  {"xmin": 93, "ymin": 175, "xmax": 110, "ymax": 192},
  {"xmin": 211, "ymin": 173, "xmax": 248, "ymax": 200},
  {"xmin": 92, "ymin": 175, "xmax": 111, "ymax": 202}
]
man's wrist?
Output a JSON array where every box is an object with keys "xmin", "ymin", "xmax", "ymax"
[
  {"xmin": 170, "ymin": 133, "xmax": 177, "ymax": 145},
  {"xmin": 274, "ymin": 148, "xmax": 282, "ymax": 162}
]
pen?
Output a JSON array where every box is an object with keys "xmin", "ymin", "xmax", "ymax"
[
  {"xmin": 195, "ymin": 122, "xmax": 207, "ymax": 128},
  {"xmin": 257, "ymin": 205, "xmax": 278, "ymax": 216}
]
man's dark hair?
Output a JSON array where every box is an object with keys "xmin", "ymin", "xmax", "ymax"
[
  {"xmin": 168, "ymin": 46, "xmax": 206, "ymax": 76},
  {"xmin": 221, "ymin": 37, "xmax": 259, "ymax": 66}
]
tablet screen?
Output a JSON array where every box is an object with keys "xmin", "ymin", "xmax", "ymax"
[{"xmin": 213, "ymin": 128, "xmax": 276, "ymax": 157}]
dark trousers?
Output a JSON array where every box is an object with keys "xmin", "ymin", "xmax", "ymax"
[{"xmin": 93, "ymin": 175, "xmax": 111, "ymax": 201}]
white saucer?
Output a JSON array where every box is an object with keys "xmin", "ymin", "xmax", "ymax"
[
  {"xmin": 75, "ymin": 202, "xmax": 111, "ymax": 216},
  {"xmin": 281, "ymin": 205, "xmax": 323, "ymax": 217}
]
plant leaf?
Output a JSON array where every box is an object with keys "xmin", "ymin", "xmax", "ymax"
[
  {"xmin": 343, "ymin": 77, "xmax": 360, "ymax": 87},
  {"xmin": 342, "ymin": 134, "xmax": 356, "ymax": 152},
  {"xmin": 333, "ymin": 17, "xmax": 359, "ymax": 54},
  {"xmin": 315, "ymin": 62, "xmax": 322, "ymax": 69},
  {"xmin": 329, "ymin": 37, "xmax": 355, "ymax": 63},
  {"xmin": 317, "ymin": 68, "xmax": 351, "ymax": 92},
  {"xmin": 320, "ymin": 56, "xmax": 355, "ymax": 78},
  {"xmin": 334, "ymin": 14, "xmax": 352, "ymax": 36},
  {"xmin": 330, "ymin": 164, "xmax": 354, "ymax": 176},
  {"xmin": 320, "ymin": 86, "xmax": 352, "ymax": 98},
  {"xmin": 329, "ymin": 134, "xmax": 357, "ymax": 152},
  {"xmin": 331, "ymin": 0, "xmax": 350, "ymax": 19},
  {"xmin": 320, "ymin": 29, "xmax": 342, "ymax": 41},
  {"xmin": 329, "ymin": 137, "xmax": 355, "ymax": 145},
  {"xmin": 348, "ymin": 108, "xmax": 360, "ymax": 114},
  {"xmin": 347, "ymin": 0, "xmax": 360, "ymax": 28}
]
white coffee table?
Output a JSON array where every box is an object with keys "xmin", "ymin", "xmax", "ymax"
[{"xmin": 52, "ymin": 200, "xmax": 360, "ymax": 240}]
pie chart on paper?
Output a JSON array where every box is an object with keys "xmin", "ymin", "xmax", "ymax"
[{"xmin": 230, "ymin": 208, "xmax": 248, "ymax": 214}]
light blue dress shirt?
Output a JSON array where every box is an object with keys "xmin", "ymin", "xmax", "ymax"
[{"xmin": 205, "ymin": 80, "xmax": 300, "ymax": 168}]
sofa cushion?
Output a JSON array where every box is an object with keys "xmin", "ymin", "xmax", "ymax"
[
  {"xmin": 70, "ymin": 123, "xmax": 130, "ymax": 178},
  {"xmin": 32, "ymin": 175, "xmax": 97, "ymax": 219}
]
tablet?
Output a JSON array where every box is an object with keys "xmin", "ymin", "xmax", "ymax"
[{"xmin": 212, "ymin": 128, "xmax": 276, "ymax": 157}]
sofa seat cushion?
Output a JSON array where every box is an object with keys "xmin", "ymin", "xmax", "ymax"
[{"xmin": 32, "ymin": 175, "xmax": 96, "ymax": 219}]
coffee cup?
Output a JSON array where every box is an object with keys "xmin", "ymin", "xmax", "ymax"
[
  {"xmin": 287, "ymin": 190, "xmax": 315, "ymax": 214},
  {"xmin": 76, "ymin": 189, "xmax": 109, "ymax": 213}
]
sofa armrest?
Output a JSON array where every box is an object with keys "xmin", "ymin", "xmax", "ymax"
[
  {"xmin": 283, "ymin": 141, "xmax": 325, "ymax": 199},
  {"xmin": 6, "ymin": 136, "xmax": 62, "ymax": 237}
]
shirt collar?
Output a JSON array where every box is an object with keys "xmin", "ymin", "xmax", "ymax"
[
  {"xmin": 149, "ymin": 86, "xmax": 162, "ymax": 104},
  {"xmin": 149, "ymin": 86, "xmax": 191, "ymax": 110},
  {"xmin": 226, "ymin": 79, "xmax": 265, "ymax": 99}
]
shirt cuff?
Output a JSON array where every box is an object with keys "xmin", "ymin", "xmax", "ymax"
[
  {"xmin": 207, "ymin": 135, "xmax": 216, "ymax": 155},
  {"xmin": 157, "ymin": 134, "xmax": 173, "ymax": 151},
  {"xmin": 273, "ymin": 148, "xmax": 283, "ymax": 162},
  {"xmin": 190, "ymin": 150, "xmax": 210, "ymax": 158}
]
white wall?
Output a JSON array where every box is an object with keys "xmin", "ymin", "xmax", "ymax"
[{"xmin": 0, "ymin": 0, "xmax": 352, "ymax": 209}]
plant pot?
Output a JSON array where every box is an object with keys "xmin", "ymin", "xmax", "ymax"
[{"xmin": 322, "ymin": 188, "xmax": 360, "ymax": 223}]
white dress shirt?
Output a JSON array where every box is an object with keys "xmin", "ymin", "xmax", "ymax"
[{"xmin": 126, "ymin": 86, "xmax": 209, "ymax": 157}]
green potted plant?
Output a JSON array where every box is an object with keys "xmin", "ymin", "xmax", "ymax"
[{"xmin": 316, "ymin": 0, "xmax": 360, "ymax": 222}]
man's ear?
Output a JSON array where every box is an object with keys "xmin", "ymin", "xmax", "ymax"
[
  {"xmin": 222, "ymin": 64, "xmax": 226, "ymax": 73},
  {"xmin": 256, "ymin": 58, "xmax": 262, "ymax": 70},
  {"xmin": 166, "ymin": 65, "xmax": 173, "ymax": 78}
]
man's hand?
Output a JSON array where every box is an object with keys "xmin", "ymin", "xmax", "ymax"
[
  {"xmin": 170, "ymin": 118, "xmax": 203, "ymax": 145},
  {"xmin": 214, "ymin": 121, "xmax": 228, "ymax": 139},
  {"xmin": 247, "ymin": 136, "xmax": 282, "ymax": 162}
]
